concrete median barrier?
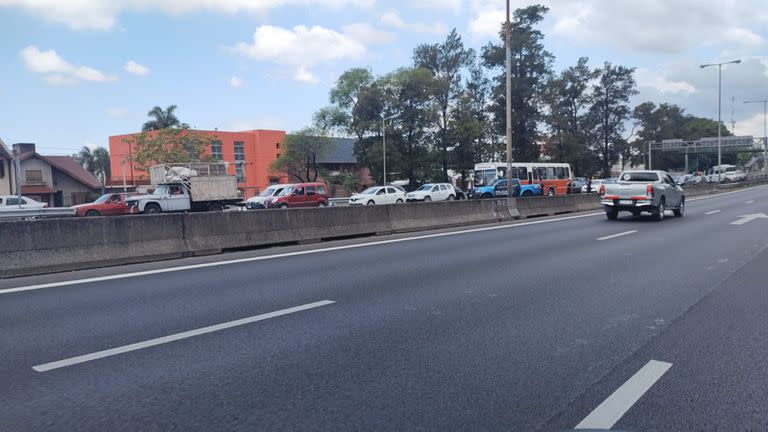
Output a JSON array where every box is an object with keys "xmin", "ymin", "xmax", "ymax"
[
  {"xmin": 0, "ymin": 214, "xmax": 188, "ymax": 278},
  {"xmin": 183, "ymin": 206, "xmax": 392, "ymax": 254},
  {"xmin": 386, "ymin": 200, "xmax": 501, "ymax": 232}
]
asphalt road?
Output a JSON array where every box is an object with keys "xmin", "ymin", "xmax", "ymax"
[{"xmin": 2, "ymin": 186, "xmax": 768, "ymax": 431}]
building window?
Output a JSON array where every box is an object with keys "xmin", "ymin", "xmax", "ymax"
[
  {"xmin": 269, "ymin": 177, "xmax": 280, "ymax": 185},
  {"xmin": 276, "ymin": 153, "xmax": 281, "ymax": 159},
  {"xmin": 234, "ymin": 141, "xmax": 245, "ymax": 182},
  {"xmin": 276, "ymin": 142, "xmax": 280, "ymax": 149},
  {"xmin": 25, "ymin": 169, "xmax": 43, "ymax": 184},
  {"xmin": 211, "ymin": 140, "xmax": 223, "ymax": 160}
]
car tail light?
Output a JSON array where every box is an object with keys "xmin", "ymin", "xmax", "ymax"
[
  {"xmin": 598, "ymin": 184, "xmax": 605, "ymax": 196},
  {"xmin": 647, "ymin": 184, "xmax": 654, "ymax": 199}
]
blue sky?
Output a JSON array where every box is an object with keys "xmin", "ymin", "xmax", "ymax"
[{"xmin": 1, "ymin": 0, "xmax": 767, "ymax": 155}]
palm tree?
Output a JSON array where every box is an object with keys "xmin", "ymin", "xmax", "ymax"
[
  {"xmin": 76, "ymin": 146, "xmax": 96, "ymax": 174},
  {"xmin": 92, "ymin": 147, "xmax": 111, "ymax": 191},
  {"xmin": 142, "ymin": 105, "xmax": 180, "ymax": 131}
]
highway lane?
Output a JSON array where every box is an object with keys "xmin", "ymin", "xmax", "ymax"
[{"xmin": 1, "ymin": 186, "xmax": 768, "ymax": 431}]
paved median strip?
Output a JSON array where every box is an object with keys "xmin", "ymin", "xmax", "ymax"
[
  {"xmin": 32, "ymin": 300, "xmax": 336, "ymax": 372},
  {"xmin": 574, "ymin": 359, "xmax": 673, "ymax": 430},
  {"xmin": 597, "ymin": 230, "xmax": 638, "ymax": 241}
]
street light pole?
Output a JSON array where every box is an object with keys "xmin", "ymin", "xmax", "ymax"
[
  {"xmin": 382, "ymin": 114, "xmax": 397, "ymax": 185},
  {"xmin": 505, "ymin": 0, "xmax": 513, "ymax": 192},
  {"xmin": 744, "ymin": 99, "xmax": 768, "ymax": 172},
  {"xmin": 701, "ymin": 59, "xmax": 740, "ymax": 179}
]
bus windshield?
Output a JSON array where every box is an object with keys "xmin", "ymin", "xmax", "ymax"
[{"xmin": 474, "ymin": 169, "xmax": 498, "ymax": 186}]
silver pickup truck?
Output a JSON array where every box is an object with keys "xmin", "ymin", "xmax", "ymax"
[{"xmin": 600, "ymin": 170, "xmax": 685, "ymax": 221}]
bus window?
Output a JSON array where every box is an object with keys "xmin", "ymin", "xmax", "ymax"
[
  {"xmin": 536, "ymin": 167, "xmax": 547, "ymax": 180},
  {"xmin": 555, "ymin": 167, "xmax": 566, "ymax": 179},
  {"xmin": 518, "ymin": 167, "xmax": 528, "ymax": 181},
  {"xmin": 565, "ymin": 167, "xmax": 570, "ymax": 178},
  {"xmin": 546, "ymin": 167, "xmax": 556, "ymax": 179},
  {"xmin": 510, "ymin": 167, "xmax": 518, "ymax": 179}
]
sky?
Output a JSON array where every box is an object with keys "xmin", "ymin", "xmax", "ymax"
[{"xmin": 1, "ymin": 0, "xmax": 767, "ymax": 156}]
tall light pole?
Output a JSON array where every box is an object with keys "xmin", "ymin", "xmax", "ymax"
[
  {"xmin": 505, "ymin": 0, "xmax": 513, "ymax": 192},
  {"xmin": 700, "ymin": 59, "xmax": 740, "ymax": 178},
  {"xmin": 382, "ymin": 114, "xmax": 397, "ymax": 185},
  {"xmin": 744, "ymin": 99, "xmax": 768, "ymax": 172}
]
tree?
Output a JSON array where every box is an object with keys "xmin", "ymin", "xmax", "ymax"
[
  {"xmin": 325, "ymin": 68, "xmax": 377, "ymax": 140},
  {"xmin": 142, "ymin": 105, "xmax": 181, "ymax": 131},
  {"xmin": 586, "ymin": 62, "xmax": 638, "ymax": 177},
  {"xmin": 413, "ymin": 29, "xmax": 475, "ymax": 179},
  {"xmin": 126, "ymin": 125, "xmax": 216, "ymax": 177},
  {"xmin": 75, "ymin": 146, "xmax": 111, "ymax": 190},
  {"xmin": 482, "ymin": 4, "xmax": 554, "ymax": 162},
  {"xmin": 271, "ymin": 127, "xmax": 336, "ymax": 182},
  {"xmin": 542, "ymin": 57, "xmax": 600, "ymax": 175}
]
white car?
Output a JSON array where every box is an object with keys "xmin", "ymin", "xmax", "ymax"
[
  {"xmin": 349, "ymin": 186, "xmax": 406, "ymax": 205},
  {"xmin": 0, "ymin": 195, "xmax": 47, "ymax": 210},
  {"xmin": 581, "ymin": 179, "xmax": 605, "ymax": 194},
  {"xmin": 246, "ymin": 184, "xmax": 291, "ymax": 209},
  {"xmin": 405, "ymin": 183, "xmax": 456, "ymax": 202}
]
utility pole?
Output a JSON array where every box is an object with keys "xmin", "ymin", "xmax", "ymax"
[
  {"xmin": 744, "ymin": 99, "xmax": 768, "ymax": 172},
  {"xmin": 505, "ymin": 0, "xmax": 513, "ymax": 194},
  {"xmin": 12, "ymin": 147, "xmax": 22, "ymax": 208},
  {"xmin": 382, "ymin": 114, "xmax": 397, "ymax": 185},
  {"xmin": 701, "ymin": 59, "xmax": 740, "ymax": 179}
]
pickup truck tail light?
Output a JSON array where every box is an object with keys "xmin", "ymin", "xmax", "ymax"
[
  {"xmin": 647, "ymin": 184, "xmax": 654, "ymax": 199},
  {"xmin": 598, "ymin": 184, "xmax": 605, "ymax": 196}
]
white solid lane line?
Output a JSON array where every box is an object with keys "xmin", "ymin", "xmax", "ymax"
[
  {"xmin": 574, "ymin": 360, "xmax": 673, "ymax": 430},
  {"xmin": 706, "ymin": 210, "xmax": 721, "ymax": 215},
  {"xmin": 597, "ymin": 230, "xmax": 638, "ymax": 241},
  {"xmin": 747, "ymin": 200, "xmax": 755, "ymax": 204},
  {"xmin": 0, "ymin": 212, "xmax": 604, "ymax": 296},
  {"xmin": 32, "ymin": 300, "xmax": 335, "ymax": 372}
]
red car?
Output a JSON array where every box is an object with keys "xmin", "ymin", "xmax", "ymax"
[
  {"xmin": 73, "ymin": 192, "xmax": 138, "ymax": 216},
  {"xmin": 268, "ymin": 182, "xmax": 329, "ymax": 208}
]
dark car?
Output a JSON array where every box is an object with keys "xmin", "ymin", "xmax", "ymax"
[{"xmin": 452, "ymin": 185, "xmax": 467, "ymax": 200}]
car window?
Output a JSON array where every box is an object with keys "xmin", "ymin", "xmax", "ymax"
[
  {"xmin": 318, "ymin": 186, "xmax": 327, "ymax": 195},
  {"xmin": 293, "ymin": 187, "xmax": 305, "ymax": 196},
  {"xmin": 7, "ymin": 197, "xmax": 19, "ymax": 205},
  {"xmin": 387, "ymin": 187, "xmax": 396, "ymax": 194},
  {"xmin": 377, "ymin": 189, "xmax": 386, "ymax": 195},
  {"xmin": 620, "ymin": 172, "xmax": 659, "ymax": 182},
  {"xmin": 431, "ymin": 186, "xmax": 439, "ymax": 192},
  {"xmin": 307, "ymin": 186, "xmax": 317, "ymax": 195}
]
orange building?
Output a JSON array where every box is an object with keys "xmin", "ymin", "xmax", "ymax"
[{"xmin": 109, "ymin": 129, "xmax": 288, "ymax": 198}]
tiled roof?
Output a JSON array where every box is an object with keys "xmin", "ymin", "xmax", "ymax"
[{"xmin": 42, "ymin": 155, "xmax": 101, "ymax": 189}]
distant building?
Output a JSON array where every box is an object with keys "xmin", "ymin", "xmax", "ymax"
[
  {"xmin": 108, "ymin": 130, "xmax": 372, "ymax": 198},
  {"xmin": 5, "ymin": 143, "xmax": 101, "ymax": 206}
]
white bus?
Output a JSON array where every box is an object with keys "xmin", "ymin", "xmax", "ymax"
[{"xmin": 473, "ymin": 162, "xmax": 573, "ymax": 196}]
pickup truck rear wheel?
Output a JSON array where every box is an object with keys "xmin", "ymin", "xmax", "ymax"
[
  {"xmin": 673, "ymin": 198, "xmax": 685, "ymax": 217},
  {"xmin": 605, "ymin": 207, "xmax": 619, "ymax": 220},
  {"xmin": 653, "ymin": 200, "xmax": 665, "ymax": 221},
  {"xmin": 144, "ymin": 203, "xmax": 161, "ymax": 214}
]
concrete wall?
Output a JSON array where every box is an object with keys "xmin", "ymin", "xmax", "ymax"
[
  {"xmin": 52, "ymin": 168, "xmax": 99, "ymax": 206},
  {"xmin": 20, "ymin": 157, "xmax": 53, "ymax": 188}
]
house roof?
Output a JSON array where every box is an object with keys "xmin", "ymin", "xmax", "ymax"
[
  {"xmin": 318, "ymin": 137, "xmax": 357, "ymax": 164},
  {"xmin": 0, "ymin": 138, "xmax": 10, "ymax": 160},
  {"xmin": 42, "ymin": 155, "xmax": 101, "ymax": 189}
]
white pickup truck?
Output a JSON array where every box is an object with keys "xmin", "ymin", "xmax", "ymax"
[
  {"xmin": 126, "ymin": 163, "xmax": 241, "ymax": 214},
  {"xmin": 600, "ymin": 170, "xmax": 685, "ymax": 221}
]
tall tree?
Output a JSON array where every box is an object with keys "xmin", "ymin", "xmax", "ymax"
[
  {"xmin": 142, "ymin": 105, "xmax": 181, "ymax": 131},
  {"xmin": 126, "ymin": 125, "xmax": 216, "ymax": 177},
  {"xmin": 413, "ymin": 28, "xmax": 475, "ymax": 180},
  {"xmin": 76, "ymin": 146, "xmax": 96, "ymax": 175},
  {"xmin": 586, "ymin": 63, "xmax": 638, "ymax": 177},
  {"xmin": 482, "ymin": 4, "xmax": 554, "ymax": 162},
  {"xmin": 271, "ymin": 127, "xmax": 336, "ymax": 182},
  {"xmin": 542, "ymin": 57, "xmax": 600, "ymax": 175},
  {"xmin": 324, "ymin": 68, "xmax": 377, "ymax": 140}
]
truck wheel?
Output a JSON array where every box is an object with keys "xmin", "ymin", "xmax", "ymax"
[
  {"xmin": 144, "ymin": 203, "xmax": 161, "ymax": 214},
  {"xmin": 207, "ymin": 202, "xmax": 224, "ymax": 212},
  {"xmin": 522, "ymin": 191, "xmax": 533, "ymax": 197},
  {"xmin": 653, "ymin": 199, "xmax": 665, "ymax": 221},
  {"xmin": 605, "ymin": 207, "xmax": 619, "ymax": 220},
  {"xmin": 367, "ymin": 200, "xmax": 375, "ymax": 206},
  {"xmin": 673, "ymin": 198, "xmax": 685, "ymax": 217},
  {"xmin": 481, "ymin": 193, "xmax": 492, "ymax": 199},
  {"xmin": 447, "ymin": 194, "xmax": 455, "ymax": 201},
  {"xmin": 85, "ymin": 210, "xmax": 101, "ymax": 217}
]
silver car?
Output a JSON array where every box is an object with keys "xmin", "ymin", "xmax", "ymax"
[{"xmin": 601, "ymin": 170, "xmax": 685, "ymax": 221}]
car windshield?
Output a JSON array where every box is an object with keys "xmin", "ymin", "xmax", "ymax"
[
  {"xmin": 416, "ymin": 185, "xmax": 433, "ymax": 191},
  {"xmin": 259, "ymin": 187, "xmax": 282, "ymax": 197},
  {"xmin": 620, "ymin": 172, "xmax": 659, "ymax": 182},
  {"xmin": 360, "ymin": 187, "xmax": 380, "ymax": 195}
]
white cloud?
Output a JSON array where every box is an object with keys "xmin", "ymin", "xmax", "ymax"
[
  {"xmin": 229, "ymin": 24, "xmax": 368, "ymax": 83},
  {"xmin": 342, "ymin": 23, "xmax": 396, "ymax": 44},
  {"xmin": 467, "ymin": 6, "xmax": 503, "ymax": 39},
  {"xmin": 635, "ymin": 68, "xmax": 697, "ymax": 95},
  {"xmin": 294, "ymin": 67, "xmax": 319, "ymax": 84},
  {"xmin": 20, "ymin": 45, "xmax": 117, "ymax": 84},
  {"xmin": 737, "ymin": 111, "xmax": 768, "ymax": 137},
  {"xmin": 229, "ymin": 75, "xmax": 244, "ymax": 87},
  {"xmin": 379, "ymin": 10, "xmax": 447, "ymax": 35},
  {"xmin": 413, "ymin": 0, "xmax": 462, "ymax": 13},
  {"xmin": 106, "ymin": 107, "xmax": 129, "ymax": 118},
  {"xmin": 0, "ymin": 0, "xmax": 375, "ymax": 30},
  {"xmin": 124, "ymin": 60, "xmax": 149, "ymax": 76},
  {"xmin": 228, "ymin": 116, "xmax": 289, "ymax": 131}
]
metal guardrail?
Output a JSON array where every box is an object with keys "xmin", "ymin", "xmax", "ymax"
[
  {"xmin": 329, "ymin": 198, "xmax": 349, "ymax": 207},
  {"xmin": 0, "ymin": 207, "xmax": 76, "ymax": 220}
]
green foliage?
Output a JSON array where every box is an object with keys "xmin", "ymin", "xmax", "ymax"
[
  {"xmin": 126, "ymin": 126, "xmax": 216, "ymax": 177},
  {"xmin": 142, "ymin": 105, "xmax": 181, "ymax": 131},
  {"xmin": 271, "ymin": 127, "xmax": 336, "ymax": 182},
  {"xmin": 328, "ymin": 170, "xmax": 359, "ymax": 195},
  {"xmin": 75, "ymin": 146, "xmax": 111, "ymax": 188}
]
